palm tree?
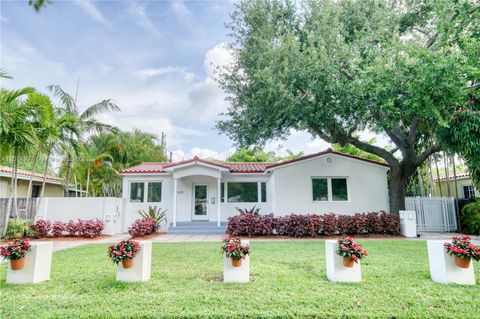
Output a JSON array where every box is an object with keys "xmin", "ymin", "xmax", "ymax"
[
  {"xmin": 47, "ymin": 85, "xmax": 120, "ymax": 196},
  {"xmin": 0, "ymin": 88, "xmax": 37, "ymax": 236},
  {"xmin": 28, "ymin": 0, "xmax": 52, "ymax": 12}
]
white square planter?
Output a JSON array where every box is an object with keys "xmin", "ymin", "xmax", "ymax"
[
  {"xmin": 399, "ymin": 210, "xmax": 417, "ymax": 238},
  {"xmin": 6, "ymin": 242, "xmax": 53, "ymax": 284},
  {"xmin": 116, "ymin": 241, "xmax": 152, "ymax": 282},
  {"xmin": 224, "ymin": 240, "xmax": 250, "ymax": 283},
  {"xmin": 427, "ymin": 240, "xmax": 475, "ymax": 285},
  {"xmin": 325, "ymin": 240, "xmax": 361, "ymax": 283}
]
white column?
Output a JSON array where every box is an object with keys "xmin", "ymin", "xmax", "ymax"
[
  {"xmin": 173, "ymin": 178, "xmax": 177, "ymax": 227},
  {"xmin": 7, "ymin": 242, "xmax": 53, "ymax": 284},
  {"xmin": 224, "ymin": 240, "xmax": 250, "ymax": 283},
  {"xmin": 116, "ymin": 241, "xmax": 152, "ymax": 282},
  {"xmin": 217, "ymin": 177, "xmax": 221, "ymax": 227},
  {"xmin": 270, "ymin": 174, "xmax": 276, "ymax": 216}
]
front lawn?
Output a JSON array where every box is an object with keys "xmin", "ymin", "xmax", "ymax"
[{"xmin": 1, "ymin": 241, "xmax": 479, "ymax": 318}]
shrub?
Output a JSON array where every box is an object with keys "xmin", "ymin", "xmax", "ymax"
[
  {"xmin": 6, "ymin": 219, "xmax": 33, "ymax": 238},
  {"xmin": 235, "ymin": 206, "xmax": 260, "ymax": 216},
  {"xmin": 226, "ymin": 212, "xmax": 400, "ymax": 237},
  {"xmin": 128, "ymin": 218, "xmax": 156, "ymax": 238},
  {"xmin": 52, "ymin": 221, "xmax": 65, "ymax": 237},
  {"xmin": 30, "ymin": 220, "xmax": 52, "ymax": 237},
  {"xmin": 138, "ymin": 206, "xmax": 167, "ymax": 231},
  {"xmin": 79, "ymin": 219, "xmax": 104, "ymax": 238},
  {"xmin": 65, "ymin": 220, "xmax": 79, "ymax": 236},
  {"xmin": 337, "ymin": 215, "xmax": 356, "ymax": 234},
  {"xmin": 460, "ymin": 200, "xmax": 480, "ymax": 235}
]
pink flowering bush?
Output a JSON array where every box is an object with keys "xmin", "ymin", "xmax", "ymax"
[
  {"xmin": 65, "ymin": 220, "xmax": 80, "ymax": 236},
  {"xmin": 336, "ymin": 236, "xmax": 367, "ymax": 263},
  {"xmin": 221, "ymin": 237, "xmax": 250, "ymax": 260},
  {"xmin": 444, "ymin": 236, "xmax": 480, "ymax": 261},
  {"xmin": 108, "ymin": 240, "xmax": 141, "ymax": 264},
  {"xmin": 79, "ymin": 219, "xmax": 105, "ymax": 238},
  {"xmin": 52, "ymin": 221, "xmax": 65, "ymax": 237},
  {"xmin": 30, "ymin": 219, "xmax": 52, "ymax": 237},
  {"xmin": 0, "ymin": 239, "xmax": 31, "ymax": 260},
  {"xmin": 128, "ymin": 218, "xmax": 157, "ymax": 238}
]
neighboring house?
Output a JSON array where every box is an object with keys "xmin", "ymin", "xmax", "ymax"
[
  {"xmin": 120, "ymin": 149, "xmax": 390, "ymax": 228},
  {"xmin": 435, "ymin": 172, "xmax": 479, "ymax": 199},
  {"xmin": 0, "ymin": 165, "xmax": 64, "ymax": 198}
]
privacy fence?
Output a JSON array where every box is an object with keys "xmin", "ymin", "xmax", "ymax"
[
  {"xmin": 405, "ymin": 197, "xmax": 457, "ymax": 232},
  {"xmin": 0, "ymin": 198, "xmax": 38, "ymax": 235}
]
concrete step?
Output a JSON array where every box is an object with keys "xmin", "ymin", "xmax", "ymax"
[
  {"xmin": 171, "ymin": 221, "xmax": 227, "ymax": 227},
  {"xmin": 167, "ymin": 229, "xmax": 227, "ymax": 235},
  {"xmin": 168, "ymin": 226, "xmax": 226, "ymax": 231}
]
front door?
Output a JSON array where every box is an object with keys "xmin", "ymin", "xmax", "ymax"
[{"xmin": 192, "ymin": 184, "xmax": 208, "ymax": 220}]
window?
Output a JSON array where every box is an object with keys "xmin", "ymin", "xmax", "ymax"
[
  {"xmin": 331, "ymin": 178, "xmax": 348, "ymax": 201},
  {"xmin": 463, "ymin": 185, "xmax": 475, "ymax": 199},
  {"xmin": 261, "ymin": 182, "xmax": 267, "ymax": 202},
  {"xmin": 312, "ymin": 177, "xmax": 348, "ymax": 201},
  {"xmin": 147, "ymin": 182, "xmax": 162, "ymax": 202},
  {"xmin": 312, "ymin": 178, "xmax": 328, "ymax": 201},
  {"xmin": 130, "ymin": 182, "xmax": 144, "ymax": 202},
  {"xmin": 221, "ymin": 182, "xmax": 225, "ymax": 202},
  {"xmin": 227, "ymin": 182, "xmax": 258, "ymax": 202}
]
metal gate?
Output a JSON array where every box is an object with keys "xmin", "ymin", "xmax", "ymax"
[{"xmin": 405, "ymin": 197, "xmax": 457, "ymax": 232}]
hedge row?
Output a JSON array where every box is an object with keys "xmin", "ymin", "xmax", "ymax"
[
  {"xmin": 226, "ymin": 212, "xmax": 400, "ymax": 237},
  {"xmin": 31, "ymin": 219, "xmax": 105, "ymax": 238}
]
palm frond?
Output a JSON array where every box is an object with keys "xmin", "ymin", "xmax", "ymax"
[
  {"xmin": 28, "ymin": 0, "xmax": 52, "ymax": 12},
  {"xmin": 80, "ymin": 100, "xmax": 120, "ymax": 120},
  {"xmin": 47, "ymin": 85, "xmax": 77, "ymax": 114},
  {"xmin": 0, "ymin": 69, "xmax": 13, "ymax": 79}
]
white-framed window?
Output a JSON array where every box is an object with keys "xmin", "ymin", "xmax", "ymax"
[
  {"xmin": 225, "ymin": 182, "xmax": 267, "ymax": 203},
  {"xmin": 463, "ymin": 185, "xmax": 475, "ymax": 199},
  {"xmin": 129, "ymin": 181, "xmax": 163, "ymax": 203},
  {"xmin": 312, "ymin": 177, "xmax": 349, "ymax": 202},
  {"xmin": 130, "ymin": 182, "xmax": 144, "ymax": 202}
]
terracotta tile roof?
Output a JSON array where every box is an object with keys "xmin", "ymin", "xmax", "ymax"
[
  {"xmin": 120, "ymin": 149, "xmax": 389, "ymax": 175},
  {"xmin": 0, "ymin": 165, "xmax": 63, "ymax": 183},
  {"xmin": 435, "ymin": 172, "xmax": 470, "ymax": 181}
]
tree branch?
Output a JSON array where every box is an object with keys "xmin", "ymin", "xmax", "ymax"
[
  {"xmin": 408, "ymin": 118, "xmax": 419, "ymax": 145},
  {"xmin": 416, "ymin": 144, "xmax": 441, "ymax": 166},
  {"xmin": 347, "ymin": 136, "xmax": 399, "ymax": 168}
]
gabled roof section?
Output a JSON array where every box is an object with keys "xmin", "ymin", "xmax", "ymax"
[
  {"xmin": 120, "ymin": 149, "xmax": 389, "ymax": 175},
  {"xmin": 265, "ymin": 148, "xmax": 389, "ymax": 170},
  {"xmin": 0, "ymin": 166, "xmax": 63, "ymax": 183}
]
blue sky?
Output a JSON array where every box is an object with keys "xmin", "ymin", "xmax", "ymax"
[{"xmin": 1, "ymin": 0, "xmax": 331, "ymax": 161}]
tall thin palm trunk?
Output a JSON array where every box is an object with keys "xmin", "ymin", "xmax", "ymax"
[
  {"xmin": 451, "ymin": 156, "xmax": 459, "ymax": 199},
  {"xmin": 26, "ymin": 150, "xmax": 39, "ymax": 210},
  {"xmin": 64, "ymin": 154, "xmax": 72, "ymax": 197},
  {"xmin": 86, "ymin": 167, "xmax": 90, "ymax": 197},
  {"xmin": 444, "ymin": 154, "xmax": 451, "ymax": 197},
  {"xmin": 12, "ymin": 148, "xmax": 19, "ymax": 218},
  {"xmin": 428, "ymin": 156, "xmax": 435, "ymax": 197},
  {"xmin": 416, "ymin": 167, "xmax": 425, "ymax": 197},
  {"xmin": 435, "ymin": 155, "xmax": 443, "ymax": 197},
  {"xmin": 35, "ymin": 151, "xmax": 51, "ymax": 217}
]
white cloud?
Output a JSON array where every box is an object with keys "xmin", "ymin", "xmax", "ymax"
[
  {"xmin": 73, "ymin": 0, "xmax": 109, "ymax": 25},
  {"xmin": 136, "ymin": 67, "xmax": 195, "ymax": 81},
  {"xmin": 128, "ymin": 2, "xmax": 161, "ymax": 37},
  {"xmin": 171, "ymin": 0, "xmax": 191, "ymax": 19}
]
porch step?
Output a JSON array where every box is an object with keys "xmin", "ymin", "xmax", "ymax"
[{"xmin": 168, "ymin": 221, "xmax": 227, "ymax": 235}]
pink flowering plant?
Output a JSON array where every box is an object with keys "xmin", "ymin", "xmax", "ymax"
[
  {"xmin": 0, "ymin": 239, "xmax": 31, "ymax": 260},
  {"xmin": 336, "ymin": 236, "xmax": 367, "ymax": 263},
  {"xmin": 221, "ymin": 237, "xmax": 250, "ymax": 260},
  {"xmin": 108, "ymin": 240, "xmax": 141, "ymax": 264},
  {"xmin": 444, "ymin": 236, "xmax": 480, "ymax": 261}
]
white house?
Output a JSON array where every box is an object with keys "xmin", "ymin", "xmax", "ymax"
[{"xmin": 120, "ymin": 149, "xmax": 390, "ymax": 230}]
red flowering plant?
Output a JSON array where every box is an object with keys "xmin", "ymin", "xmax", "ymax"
[
  {"xmin": 0, "ymin": 239, "xmax": 31, "ymax": 260},
  {"xmin": 107, "ymin": 240, "xmax": 141, "ymax": 264},
  {"xmin": 444, "ymin": 236, "xmax": 480, "ymax": 261},
  {"xmin": 336, "ymin": 236, "xmax": 367, "ymax": 263},
  {"xmin": 221, "ymin": 237, "xmax": 250, "ymax": 260}
]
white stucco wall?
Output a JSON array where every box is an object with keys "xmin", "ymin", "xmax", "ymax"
[{"xmin": 270, "ymin": 154, "xmax": 389, "ymax": 215}]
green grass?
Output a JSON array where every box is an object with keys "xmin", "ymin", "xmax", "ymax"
[{"xmin": 1, "ymin": 241, "xmax": 479, "ymax": 318}]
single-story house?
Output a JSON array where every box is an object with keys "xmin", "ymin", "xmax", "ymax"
[
  {"xmin": 435, "ymin": 172, "xmax": 479, "ymax": 199},
  {"xmin": 120, "ymin": 149, "xmax": 390, "ymax": 229},
  {"xmin": 0, "ymin": 166, "xmax": 65, "ymax": 198}
]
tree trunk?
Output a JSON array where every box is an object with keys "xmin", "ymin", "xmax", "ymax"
[
  {"xmin": 444, "ymin": 155, "xmax": 451, "ymax": 197},
  {"xmin": 2, "ymin": 152, "xmax": 17, "ymax": 236},
  {"xmin": 434, "ymin": 156, "xmax": 443, "ymax": 196},
  {"xmin": 428, "ymin": 156, "xmax": 435, "ymax": 196},
  {"xmin": 35, "ymin": 152, "xmax": 51, "ymax": 217},
  {"xmin": 388, "ymin": 168, "xmax": 410, "ymax": 214},
  {"xmin": 12, "ymin": 148, "xmax": 19, "ymax": 218},
  {"xmin": 64, "ymin": 154, "xmax": 72, "ymax": 197},
  {"xmin": 26, "ymin": 151, "xmax": 39, "ymax": 210},
  {"xmin": 86, "ymin": 167, "xmax": 90, "ymax": 197},
  {"xmin": 417, "ymin": 167, "xmax": 425, "ymax": 197}
]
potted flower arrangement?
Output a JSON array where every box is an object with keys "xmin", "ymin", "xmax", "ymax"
[
  {"xmin": 108, "ymin": 240, "xmax": 141, "ymax": 269},
  {"xmin": 222, "ymin": 237, "xmax": 250, "ymax": 267},
  {"xmin": 0, "ymin": 239, "xmax": 32, "ymax": 270},
  {"xmin": 336, "ymin": 236, "xmax": 367, "ymax": 268},
  {"xmin": 444, "ymin": 236, "xmax": 480, "ymax": 269}
]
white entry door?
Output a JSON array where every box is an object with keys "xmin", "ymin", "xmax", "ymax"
[{"xmin": 192, "ymin": 184, "xmax": 209, "ymax": 221}]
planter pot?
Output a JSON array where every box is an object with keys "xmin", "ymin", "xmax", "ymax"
[
  {"xmin": 231, "ymin": 258, "xmax": 242, "ymax": 268},
  {"xmin": 122, "ymin": 258, "xmax": 134, "ymax": 269},
  {"xmin": 454, "ymin": 256, "xmax": 471, "ymax": 269},
  {"xmin": 342, "ymin": 257, "xmax": 355, "ymax": 268},
  {"xmin": 10, "ymin": 258, "xmax": 26, "ymax": 270}
]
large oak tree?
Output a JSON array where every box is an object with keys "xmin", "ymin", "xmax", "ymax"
[{"xmin": 217, "ymin": 0, "xmax": 480, "ymax": 213}]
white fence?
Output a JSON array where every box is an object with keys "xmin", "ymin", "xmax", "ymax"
[
  {"xmin": 405, "ymin": 197, "xmax": 457, "ymax": 232},
  {"xmin": 36, "ymin": 197, "xmax": 127, "ymax": 235}
]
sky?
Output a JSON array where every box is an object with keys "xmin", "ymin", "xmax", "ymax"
[{"xmin": 0, "ymin": 0, "xmax": 334, "ymax": 161}]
